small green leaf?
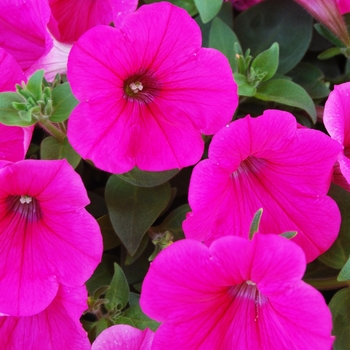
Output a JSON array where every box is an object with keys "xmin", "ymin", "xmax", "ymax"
[
  {"xmin": 338, "ymin": 257, "xmax": 350, "ymax": 282},
  {"xmin": 26, "ymin": 70, "xmax": 44, "ymax": 101},
  {"xmin": 105, "ymin": 176, "xmax": 172, "ymax": 255},
  {"xmin": 280, "ymin": 231, "xmax": 297, "ymax": 239},
  {"xmin": 0, "ymin": 92, "xmax": 35, "ymax": 126},
  {"xmin": 94, "ymin": 318, "xmax": 112, "ymax": 338},
  {"xmin": 50, "ymin": 83, "xmax": 78, "ymax": 122},
  {"xmin": 40, "ymin": 136, "xmax": 81, "ymax": 168},
  {"xmin": 318, "ymin": 47, "xmax": 343, "ymax": 60},
  {"xmin": 255, "ymin": 79, "xmax": 316, "ymax": 122},
  {"xmin": 105, "ymin": 263, "xmax": 130, "ymax": 311},
  {"xmin": 209, "ymin": 18, "xmax": 242, "ymax": 72},
  {"xmin": 117, "ymin": 167, "xmax": 178, "ymax": 188},
  {"xmin": 124, "ymin": 304, "xmax": 160, "ymax": 331},
  {"xmin": 234, "ymin": 73, "xmax": 256, "ymax": 96},
  {"xmin": 251, "ymin": 42, "xmax": 279, "ymax": 82},
  {"xmin": 114, "ymin": 317, "xmax": 135, "ymax": 327},
  {"xmin": 124, "ymin": 233, "xmax": 150, "ymax": 266},
  {"xmin": 329, "ymin": 288, "xmax": 350, "ymax": 350},
  {"xmin": 194, "ymin": 0, "xmax": 222, "ymax": 23},
  {"xmin": 249, "ymin": 208, "xmax": 263, "ymax": 240}
]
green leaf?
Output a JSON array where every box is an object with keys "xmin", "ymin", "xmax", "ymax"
[
  {"xmin": 50, "ymin": 83, "xmax": 78, "ymax": 122},
  {"xmin": 114, "ymin": 317, "xmax": 135, "ymax": 327},
  {"xmin": 94, "ymin": 318, "xmax": 112, "ymax": 338},
  {"xmin": 144, "ymin": 0, "xmax": 198, "ymax": 16},
  {"xmin": 194, "ymin": 0, "xmax": 222, "ymax": 23},
  {"xmin": 124, "ymin": 304, "xmax": 160, "ymax": 331},
  {"xmin": 234, "ymin": 0, "xmax": 312, "ymax": 74},
  {"xmin": 255, "ymin": 79, "xmax": 316, "ymax": 122},
  {"xmin": 319, "ymin": 184, "xmax": 350, "ymax": 269},
  {"xmin": 234, "ymin": 73, "xmax": 256, "ymax": 96},
  {"xmin": 329, "ymin": 288, "xmax": 350, "ymax": 350},
  {"xmin": 40, "ymin": 136, "xmax": 81, "ymax": 168},
  {"xmin": 105, "ymin": 176, "xmax": 172, "ymax": 255},
  {"xmin": 338, "ymin": 257, "xmax": 350, "ymax": 282},
  {"xmin": 105, "ymin": 263, "xmax": 130, "ymax": 311},
  {"xmin": 26, "ymin": 70, "xmax": 44, "ymax": 101},
  {"xmin": 152, "ymin": 204, "xmax": 190, "ymax": 241},
  {"xmin": 0, "ymin": 92, "xmax": 35, "ymax": 126},
  {"xmin": 97, "ymin": 215, "xmax": 121, "ymax": 251},
  {"xmin": 124, "ymin": 233, "xmax": 150, "ymax": 266},
  {"xmin": 86, "ymin": 254, "xmax": 115, "ymax": 295},
  {"xmin": 117, "ymin": 167, "xmax": 179, "ymax": 188},
  {"xmin": 251, "ymin": 42, "xmax": 279, "ymax": 82},
  {"xmin": 280, "ymin": 231, "xmax": 297, "ymax": 239},
  {"xmin": 209, "ymin": 17, "xmax": 242, "ymax": 72},
  {"xmin": 287, "ymin": 62, "xmax": 330, "ymax": 99},
  {"xmin": 249, "ymin": 208, "xmax": 263, "ymax": 240},
  {"xmin": 318, "ymin": 47, "xmax": 343, "ymax": 60},
  {"xmin": 314, "ymin": 23, "xmax": 345, "ymax": 48}
]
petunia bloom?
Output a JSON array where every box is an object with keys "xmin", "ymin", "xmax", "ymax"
[
  {"xmin": 294, "ymin": 0, "xmax": 350, "ymax": 47},
  {"xmin": 48, "ymin": 0, "xmax": 139, "ymax": 44},
  {"xmin": 323, "ymin": 82, "xmax": 350, "ymax": 191},
  {"xmin": 0, "ymin": 284, "xmax": 91, "ymax": 350},
  {"xmin": 67, "ymin": 2, "xmax": 238, "ymax": 174},
  {"xmin": 0, "ymin": 159, "xmax": 102, "ymax": 316},
  {"xmin": 140, "ymin": 234, "xmax": 334, "ymax": 349},
  {"xmin": 183, "ymin": 110, "xmax": 341, "ymax": 262},
  {"xmin": 92, "ymin": 325, "xmax": 154, "ymax": 350}
]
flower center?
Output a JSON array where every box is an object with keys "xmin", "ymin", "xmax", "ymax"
[
  {"xmin": 6, "ymin": 194, "xmax": 42, "ymax": 222},
  {"xmin": 228, "ymin": 280, "xmax": 268, "ymax": 322},
  {"xmin": 123, "ymin": 70, "xmax": 160, "ymax": 104},
  {"xmin": 231, "ymin": 156, "xmax": 267, "ymax": 179}
]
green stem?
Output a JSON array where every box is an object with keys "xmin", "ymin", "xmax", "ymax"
[
  {"xmin": 304, "ymin": 277, "xmax": 349, "ymax": 291},
  {"xmin": 36, "ymin": 114, "xmax": 66, "ymax": 141}
]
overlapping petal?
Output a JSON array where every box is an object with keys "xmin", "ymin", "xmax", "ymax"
[
  {"xmin": 0, "ymin": 159, "xmax": 102, "ymax": 316},
  {"xmin": 324, "ymin": 82, "xmax": 350, "ymax": 191},
  {"xmin": 0, "ymin": 284, "xmax": 91, "ymax": 350},
  {"xmin": 67, "ymin": 2, "xmax": 238, "ymax": 173},
  {"xmin": 0, "ymin": 0, "xmax": 52, "ymax": 72},
  {"xmin": 48, "ymin": 0, "xmax": 138, "ymax": 44},
  {"xmin": 92, "ymin": 325, "xmax": 154, "ymax": 350},
  {"xmin": 183, "ymin": 110, "xmax": 341, "ymax": 262},
  {"xmin": 140, "ymin": 235, "xmax": 333, "ymax": 349}
]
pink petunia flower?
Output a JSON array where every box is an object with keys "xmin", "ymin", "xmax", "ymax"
[
  {"xmin": 0, "ymin": 48, "xmax": 33, "ymax": 166},
  {"xmin": 140, "ymin": 234, "xmax": 334, "ymax": 349},
  {"xmin": 0, "ymin": 159, "xmax": 102, "ymax": 316},
  {"xmin": 67, "ymin": 2, "xmax": 238, "ymax": 174},
  {"xmin": 0, "ymin": 284, "xmax": 91, "ymax": 349},
  {"xmin": 183, "ymin": 110, "xmax": 341, "ymax": 262},
  {"xmin": 92, "ymin": 325, "xmax": 154, "ymax": 350},
  {"xmin": 294, "ymin": 0, "xmax": 350, "ymax": 47},
  {"xmin": 323, "ymin": 82, "xmax": 350, "ymax": 191},
  {"xmin": 48, "ymin": 0, "xmax": 139, "ymax": 44}
]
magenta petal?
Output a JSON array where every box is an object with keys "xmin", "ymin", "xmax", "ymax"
[
  {"xmin": 324, "ymin": 82, "xmax": 350, "ymax": 190},
  {"xmin": 0, "ymin": 48, "xmax": 26, "ymax": 92},
  {"xmin": 0, "ymin": 284, "xmax": 91, "ymax": 350},
  {"xmin": 0, "ymin": 160, "xmax": 102, "ymax": 316},
  {"xmin": 92, "ymin": 325, "xmax": 154, "ymax": 350},
  {"xmin": 48, "ymin": 0, "xmax": 138, "ymax": 44},
  {"xmin": 0, "ymin": 0, "xmax": 52, "ymax": 72},
  {"xmin": 0, "ymin": 124, "xmax": 33, "ymax": 163},
  {"xmin": 67, "ymin": 2, "xmax": 237, "ymax": 173},
  {"xmin": 183, "ymin": 110, "xmax": 341, "ymax": 262},
  {"xmin": 140, "ymin": 235, "xmax": 333, "ymax": 349}
]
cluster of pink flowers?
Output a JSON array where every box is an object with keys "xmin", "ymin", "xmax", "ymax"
[{"xmin": 2, "ymin": 0, "xmax": 350, "ymax": 348}]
